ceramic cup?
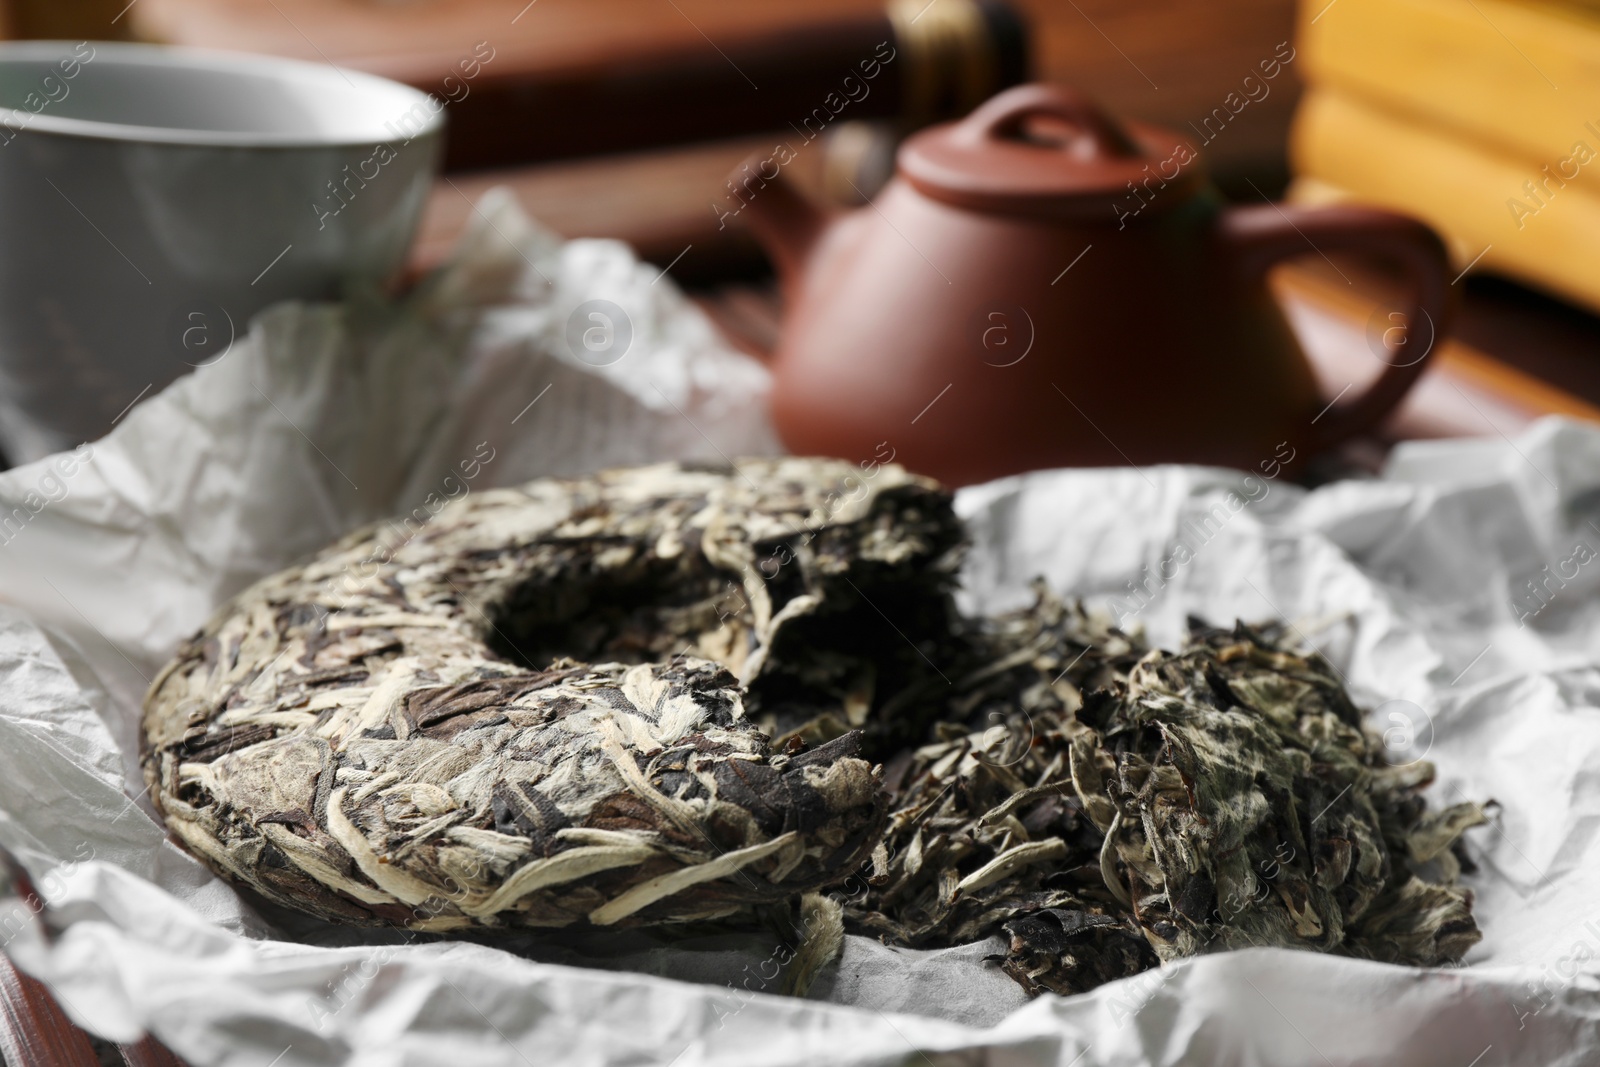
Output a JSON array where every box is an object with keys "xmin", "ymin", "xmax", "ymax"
[{"xmin": 0, "ymin": 41, "xmax": 446, "ymax": 462}]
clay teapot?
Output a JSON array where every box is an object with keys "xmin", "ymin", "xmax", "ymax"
[{"xmin": 736, "ymin": 83, "xmax": 1452, "ymax": 486}]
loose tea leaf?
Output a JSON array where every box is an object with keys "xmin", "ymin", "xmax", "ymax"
[
  {"xmin": 142, "ymin": 459, "xmax": 962, "ymax": 929},
  {"xmin": 782, "ymin": 891, "xmax": 846, "ymax": 997},
  {"xmin": 840, "ymin": 586, "xmax": 1160, "ymax": 994},
  {"xmin": 844, "ymin": 583, "xmax": 1484, "ymax": 995}
]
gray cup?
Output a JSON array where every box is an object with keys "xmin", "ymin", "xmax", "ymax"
[{"xmin": 0, "ymin": 41, "xmax": 446, "ymax": 462}]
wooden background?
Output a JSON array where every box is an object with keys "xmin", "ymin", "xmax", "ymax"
[{"xmin": 121, "ymin": 0, "xmax": 1304, "ymax": 180}]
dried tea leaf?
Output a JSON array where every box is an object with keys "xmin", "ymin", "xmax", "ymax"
[
  {"xmin": 142, "ymin": 459, "xmax": 962, "ymax": 929},
  {"xmin": 144, "ymin": 458, "xmax": 1484, "ymax": 999},
  {"xmin": 841, "ymin": 586, "xmax": 1155, "ymax": 997},
  {"xmin": 782, "ymin": 892, "xmax": 846, "ymax": 997},
  {"xmin": 846, "ymin": 583, "xmax": 1484, "ymax": 995}
]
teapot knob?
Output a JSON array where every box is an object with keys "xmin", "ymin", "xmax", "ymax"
[
  {"xmin": 951, "ymin": 83, "xmax": 1141, "ymax": 161},
  {"xmin": 898, "ymin": 81, "xmax": 1200, "ymax": 212}
]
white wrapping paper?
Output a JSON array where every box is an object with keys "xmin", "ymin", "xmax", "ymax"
[{"xmin": 0, "ymin": 192, "xmax": 1598, "ymax": 1066}]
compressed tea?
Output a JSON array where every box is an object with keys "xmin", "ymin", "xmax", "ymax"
[
  {"xmin": 141, "ymin": 459, "xmax": 961, "ymax": 929},
  {"xmin": 143, "ymin": 459, "xmax": 1484, "ymax": 997}
]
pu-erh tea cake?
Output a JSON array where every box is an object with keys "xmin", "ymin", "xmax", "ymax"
[
  {"xmin": 141, "ymin": 458, "xmax": 961, "ymax": 929},
  {"xmin": 142, "ymin": 459, "xmax": 1484, "ymax": 995}
]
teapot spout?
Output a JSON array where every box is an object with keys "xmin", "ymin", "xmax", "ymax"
[{"xmin": 728, "ymin": 151, "xmax": 829, "ymax": 290}]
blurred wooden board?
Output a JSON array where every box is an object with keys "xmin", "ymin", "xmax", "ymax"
[
  {"xmin": 126, "ymin": 0, "xmax": 1027, "ymax": 169},
  {"xmin": 127, "ymin": 0, "xmax": 1302, "ymax": 179},
  {"xmin": 412, "ymin": 134, "xmax": 798, "ymax": 281},
  {"xmin": 132, "ymin": 0, "xmax": 895, "ymax": 72},
  {"xmin": 0, "ymin": 955, "xmax": 103, "ymax": 1067}
]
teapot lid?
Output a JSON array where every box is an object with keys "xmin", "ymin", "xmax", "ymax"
[{"xmin": 898, "ymin": 84, "xmax": 1205, "ymax": 217}]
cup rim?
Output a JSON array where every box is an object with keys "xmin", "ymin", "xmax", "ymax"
[{"xmin": 0, "ymin": 40, "xmax": 446, "ymax": 149}]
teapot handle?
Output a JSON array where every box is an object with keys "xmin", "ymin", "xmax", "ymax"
[{"xmin": 1217, "ymin": 203, "xmax": 1454, "ymax": 452}]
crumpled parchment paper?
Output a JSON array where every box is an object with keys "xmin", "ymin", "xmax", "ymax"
[{"xmin": 0, "ymin": 191, "xmax": 1598, "ymax": 1067}]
